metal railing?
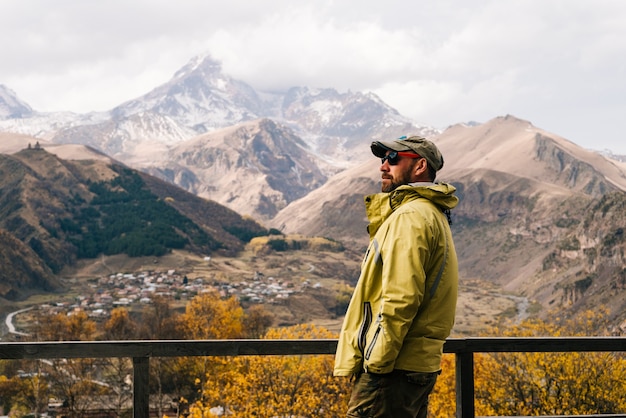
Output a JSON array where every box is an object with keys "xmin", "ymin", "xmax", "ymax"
[{"xmin": 1, "ymin": 337, "xmax": 625, "ymax": 418}]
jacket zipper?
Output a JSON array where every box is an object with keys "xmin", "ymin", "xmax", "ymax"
[
  {"xmin": 364, "ymin": 314, "xmax": 383, "ymax": 360},
  {"xmin": 357, "ymin": 302, "xmax": 372, "ymax": 354}
]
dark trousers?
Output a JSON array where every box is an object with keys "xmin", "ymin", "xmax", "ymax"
[{"xmin": 346, "ymin": 369, "xmax": 440, "ymax": 418}]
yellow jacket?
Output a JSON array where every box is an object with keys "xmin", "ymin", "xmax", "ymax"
[{"xmin": 334, "ymin": 182, "xmax": 459, "ymax": 376}]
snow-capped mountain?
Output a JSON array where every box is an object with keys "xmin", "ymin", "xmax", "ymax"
[
  {"xmin": 0, "ymin": 54, "xmax": 438, "ymax": 220},
  {"xmin": 0, "ymin": 55, "xmax": 437, "ymax": 163},
  {"xmin": 0, "ymin": 84, "xmax": 33, "ymax": 119},
  {"xmin": 275, "ymin": 86, "xmax": 440, "ymax": 163},
  {"xmin": 111, "ymin": 55, "xmax": 266, "ymax": 132}
]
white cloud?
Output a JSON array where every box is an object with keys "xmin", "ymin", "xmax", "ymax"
[{"xmin": 206, "ymin": 6, "xmax": 425, "ymax": 92}]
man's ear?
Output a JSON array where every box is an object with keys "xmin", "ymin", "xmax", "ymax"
[{"xmin": 414, "ymin": 158, "xmax": 428, "ymax": 178}]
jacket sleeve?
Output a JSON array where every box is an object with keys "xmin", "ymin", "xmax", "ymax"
[{"xmin": 363, "ymin": 210, "xmax": 432, "ymax": 373}]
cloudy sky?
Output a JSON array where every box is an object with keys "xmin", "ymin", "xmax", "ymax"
[{"xmin": 1, "ymin": 0, "xmax": 625, "ymax": 153}]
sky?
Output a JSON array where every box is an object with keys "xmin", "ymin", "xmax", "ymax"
[{"xmin": 1, "ymin": 0, "xmax": 625, "ymax": 154}]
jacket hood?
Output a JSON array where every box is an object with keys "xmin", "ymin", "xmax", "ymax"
[{"xmin": 389, "ymin": 182, "xmax": 459, "ymax": 211}]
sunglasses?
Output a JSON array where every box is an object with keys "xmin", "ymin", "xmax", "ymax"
[{"xmin": 381, "ymin": 151, "xmax": 422, "ymax": 165}]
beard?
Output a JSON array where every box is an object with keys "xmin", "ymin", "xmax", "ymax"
[{"xmin": 381, "ymin": 168, "xmax": 414, "ymax": 192}]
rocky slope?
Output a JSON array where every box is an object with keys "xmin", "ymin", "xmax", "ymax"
[{"xmin": 142, "ymin": 118, "xmax": 328, "ymax": 221}]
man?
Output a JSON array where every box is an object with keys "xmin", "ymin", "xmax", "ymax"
[{"xmin": 334, "ymin": 135, "xmax": 459, "ymax": 418}]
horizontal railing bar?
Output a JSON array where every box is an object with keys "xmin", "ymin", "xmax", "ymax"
[
  {"xmin": 443, "ymin": 336, "xmax": 626, "ymax": 353},
  {"xmin": 1, "ymin": 337, "xmax": 624, "ymax": 360},
  {"xmin": 0, "ymin": 339, "xmax": 339, "ymax": 359}
]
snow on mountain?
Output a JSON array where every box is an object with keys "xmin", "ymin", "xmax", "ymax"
[
  {"xmin": 51, "ymin": 111, "xmax": 197, "ymax": 163},
  {"xmin": 111, "ymin": 55, "xmax": 265, "ymax": 132},
  {"xmin": 0, "ymin": 54, "xmax": 438, "ymax": 167},
  {"xmin": 0, "ymin": 110, "xmax": 109, "ymax": 140},
  {"xmin": 0, "ymin": 85, "xmax": 115, "ymax": 144},
  {"xmin": 275, "ymin": 86, "xmax": 439, "ymax": 162},
  {"xmin": 0, "ymin": 84, "xmax": 34, "ymax": 119}
]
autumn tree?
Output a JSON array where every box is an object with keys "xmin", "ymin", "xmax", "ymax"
[
  {"xmin": 242, "ymin": 304, "xmax": 274, "ymax": 338},
  {"xmin": 428, "ymin": 353, "xmax": 456, "ymax": 417},
  {"xmin": 475, "ymin": 308, "xmax": 626, "ymax": 416},
  {"xmin": 177, "ymin": 290, "xmax": 244, "ymax": 340},
  {"xmin": 1, "ymin": 311, "xmax": 99, "ymax": 417},
  {"xmin": 30, "ymin": 310, "xmax": 104, "ymax": 417},
  {"xmin": 0, "ymin": 372, "xmax": 48, "ymax": 416},
  {"xmin": 103, "ymin": 307, "xmax": 138, "ymax": 340},
  {"xmin": 172, "ymin": 291, "xmax": 246, "ymax": 411},
  {"xmin": 189, "ymin": 324, "xmax": 352, "ymax": 418},
  {"xmin": 429, "ymin": 308, "xmax": 626, "ymax": 416}
]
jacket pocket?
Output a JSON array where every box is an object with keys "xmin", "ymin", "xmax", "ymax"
[
  {"xmin": 357, "ymin": 302, "xmax": 372, "ymax": 354},
  {"xmin": 364, "ymin": 323, "xmax": 381, "ymax": 361}
]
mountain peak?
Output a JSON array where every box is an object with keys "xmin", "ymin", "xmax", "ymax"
[
  {"xmin": 437, "ymin": 115, "xmax": 626, "ymax": 194},
  {"xmin": 173, "ymin": 54, "xmax": 223, "ymax": 79},
  {"xmin": 0, "ymin": 84, "xmax": 33, "ymax": 119}
]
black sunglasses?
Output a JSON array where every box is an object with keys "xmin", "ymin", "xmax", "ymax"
[{"xmin": 381, "ymin": 151, "xmax": 422, "ymax": 165}]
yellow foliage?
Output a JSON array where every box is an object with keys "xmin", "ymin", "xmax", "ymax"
[
  {"xmin": 429, "ymin": 354, "xmax": 456, "ymax": 417},
  {"xmin": 0, "ymin": 373, "xmax": 44, "ymax": 414},
  {"xmin": 189, "ymin": 324, "xmax": 352, "ymax": 418},
  {"xmin": 104, "ymin": 307, "xmax": 137, "ymax": 340},
  {"xmin": 429, "ymin": 309, "xmax": 626, "ymax": 416},
  {"xmin": 177, "ymin": 290, "xmax": 244, "ymax": 339},
  {"xmin": 480, "ymin": 309, "xmax": 625, "ymax": 416},
  {"xmin": 65, "ymin": 311, "xmax": 97, "ymax": 340},
  {"xmin": 247, "ymin": 234, "xmax": 343, "ymax": 254},
  {"xmin": 34, "ymin": 310, "xmax": 97, "ymax": 341}
]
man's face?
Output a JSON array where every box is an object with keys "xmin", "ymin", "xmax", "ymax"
[{"xmin": 379, "ymin": 151, "xmax": 419, "ymax": 192}]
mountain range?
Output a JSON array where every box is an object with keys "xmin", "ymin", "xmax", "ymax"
[
  {"xmin": 0, "ymin": 55, "xmax": 435, "ymax": 221},
  {"xmin": 1, "ymin": 54, "xmax": 625, "ymax": 333}
]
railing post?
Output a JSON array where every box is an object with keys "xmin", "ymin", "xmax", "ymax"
[
  {"xmin": 455, "ymin": 351, "xmax": 475, "ymax": 418},
  {"xmin": 133, "ymin": 356, "xmax": 150, "ymax": 418}
]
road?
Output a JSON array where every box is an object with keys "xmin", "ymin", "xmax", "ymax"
[{"xmin": 4, "ymin": 306, "xmax": 33, "ymax": 337}]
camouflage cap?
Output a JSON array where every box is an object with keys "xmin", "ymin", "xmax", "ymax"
[{"xmin": 371, "ymin": 135, "xmax": 444, "ymax": 171}]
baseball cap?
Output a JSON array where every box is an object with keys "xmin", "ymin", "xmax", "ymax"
[{"xmin": 371, "ymin": 135, "xmax": 444, "ymax": 171}]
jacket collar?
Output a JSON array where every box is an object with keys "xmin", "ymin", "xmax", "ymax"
[{"xmin": 364, "ymin": 182, "xmax": 459, "ymax": 238}]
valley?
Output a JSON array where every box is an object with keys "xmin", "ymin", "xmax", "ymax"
[{"xmin": 1, "ymin": 244, "xmax": 530, "ymax": 340}]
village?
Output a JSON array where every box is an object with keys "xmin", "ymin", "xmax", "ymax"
[{"xmin": 5, "ymin": 267, "xmax": 324, "ymax": 338}]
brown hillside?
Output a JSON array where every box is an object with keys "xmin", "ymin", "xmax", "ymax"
[
  {"xmin": 0, "ymin": 229, "xmax": 61, "ymax": 300},
  {"xmin": 437, "ymin": 115, "xmax": 626, "ymax": 194}
]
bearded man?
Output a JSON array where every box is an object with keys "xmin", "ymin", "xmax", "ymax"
[{"xmin": 334, "ymin": 135, "xmax": 459, "ymax": 418}]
